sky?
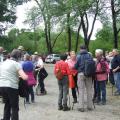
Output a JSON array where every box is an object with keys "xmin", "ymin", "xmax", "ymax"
[{"xmin": 15, "ymin": 1, "xmax": 102, "ymax": 40}]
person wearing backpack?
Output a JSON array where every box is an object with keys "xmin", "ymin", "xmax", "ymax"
[
  {"xmin": 54, "ymin": 54, "xmax": 71, "ymax": 111},
  {"xmin": 74, "ymin": 45, "xmax": 95, "ymax": 112},
  {"xmin": 95, "ymin": 49, "xmax": 109, "ymax": 105},
  {"xmin": 0, "ymin": 49, "xmax": 28, "ymax": 120},
  {"xmin": 22, "ymin": 54, "xmax": 36, "ymax": 104}
]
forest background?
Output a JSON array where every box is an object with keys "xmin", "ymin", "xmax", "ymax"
[{"xmin": 1, "ymin": 0, "xmax": 120, "ymax": 56}]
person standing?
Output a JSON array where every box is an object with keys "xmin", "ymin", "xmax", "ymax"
[
  {"xmin": 54, "ymin": 54, "xmax": 71, "ymax": 111},
  {"xmin": 0, "ymin": 49, "xmax": 28, "ymax": 120},
  {"xmin": 74, "ymin": 45, "xmax": 94, "ymax": 112},
  {"xmin": 66, "ymin": 51, "xmax": 78, "ymax": 103},
  {"xmin": 22, "ymin": 54, "xmax": 36, "ymax": 103},
  {"xmin": 36, "ymin": 55, "xmax": 47, "ymax": 95},
  {"xmin": 95, "ymin": 49, "xmax": 109, "ymax": 105},
  {"xmin": 111, "ymin": 49, "xmax": 120, "ymax": 95}
]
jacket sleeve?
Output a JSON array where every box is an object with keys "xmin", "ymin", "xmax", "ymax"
[
  {"xmin": 54, "ymin": 63, "xmax": 59, "ymax": 75},
  {"xmin": 74, "ymin": 56, "xmax": 80, "ymax": 70}
]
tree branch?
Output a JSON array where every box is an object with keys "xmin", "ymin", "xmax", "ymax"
[
  {"xmin": 85, "ymin": 12, "xmax": 89, "ymax": 35},
  {"xmin": 117, "ymin": 28, "xmax": 120, "ymax": 34},
  {"xmin": 88, "ymin": 0, "xmax": 99, "ymax": 41},
  {"xmin": 52, "ymin": 29, "xmax": 64, "ymax": 49}
]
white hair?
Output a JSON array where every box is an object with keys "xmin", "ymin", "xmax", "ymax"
[{"xmin": 95, "ymin": 49, "xmax": 103, "ymax": 55}]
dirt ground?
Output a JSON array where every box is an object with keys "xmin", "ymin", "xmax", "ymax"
[{"xmin": 0, "ymin": 64, "xmax": 120, "ymax": 120}]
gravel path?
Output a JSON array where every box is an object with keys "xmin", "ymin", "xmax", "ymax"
[{"xmin": 0, "ymin": 64, "xmax": 120, "ymax": 120}]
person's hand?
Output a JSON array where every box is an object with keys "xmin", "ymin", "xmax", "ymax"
[{"xmin": 113, "ymin": 66, "xmax": 120, "ymax": 72}]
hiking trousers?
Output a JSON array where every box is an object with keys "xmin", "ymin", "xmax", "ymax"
[
  {"xmin": 58, "ymin": 76, "xmax": 69, "ymax": 107},
  {"xmin": 77, "ymin": 73, "xmax": 93, "ymax": 109}
]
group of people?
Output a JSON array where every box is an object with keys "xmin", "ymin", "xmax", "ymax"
[
  {"xmin": 0, "ymin": 46, "xmax": 47, "ymax": 120},
  {"xmin": 0, "ymin": 44, "xmax": 120, "ymax": 120},
  {"xmin": 54, "ymin": 45, "xmax": 120, "ymax": 112}
]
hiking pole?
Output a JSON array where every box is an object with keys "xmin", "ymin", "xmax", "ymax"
[{"xmin": 68, "ymin": 89, "xmax": 71, "ymax": 110}]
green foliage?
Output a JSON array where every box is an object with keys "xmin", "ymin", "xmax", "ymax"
[{"xmin": 0, "ymin": 0, "xmax": 17, "ymax": 23}]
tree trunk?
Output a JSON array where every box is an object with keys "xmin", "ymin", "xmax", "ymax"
[
  {"xmin": 44, "ymin": 23, "xmax": 50, "ymax": 53},
  {"xmin": 48, "ymin": 21, "xmax": 52, "ymax": 53},
  {"xmin": 67, "ymin": 13, "xmax": 72, "ymax": 52},
  {"xmin": 111, "ymin": 0, "xmax": 118, "ymax": 48},
  {"xmin": 75, "ymin": 22, "xmax": 81, "ymax": 52}
]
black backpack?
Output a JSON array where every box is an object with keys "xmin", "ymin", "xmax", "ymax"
[{"xmin": 84, "ymin": 59, "xmax": 96, "ymax": 77}]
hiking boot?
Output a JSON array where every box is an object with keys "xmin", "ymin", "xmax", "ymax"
[
  {"xmin": 78, "ymin": 108, "xmax": 85, "ymax": 112},
  {"xmin": 87, "ymin": 108, "xmax": 93, "ymax": 111},
  {"xmin": 73, "ymin": 98, "xmax": 77, "ymax": 103},
  {"xmin": 63, "ymin": 106, "xmax": 70, "ymax": 111},
  {"xmin": 114, "ymin": 91, "xmax": 120, "ymax": 96},
  {"xmin": 25, "ymin": 101, "xmax": 30, "ymax": 104},
  {"xmin": 101, "ymin": 101, "xmax": 106, "ymax": 105},
  {"xmin": 58, "ymin": 105, "xmax": 63, "ymax": 110}
]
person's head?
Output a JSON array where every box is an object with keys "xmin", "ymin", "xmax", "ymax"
[
  {"xmin": 80, "ymin": 45, "xmax": 87, "ymax": 53},
  {"xmin": 34, "ymin": 51, "xmax": 38, "ymax": 55},
  {"xmin": 24, "ymin": 54, "xmax": 31, "ymax": 61},
  {"xmin": 18, "ymin": 46, "xmax": 24, "ymax": 51},
  {"xmin": 10, "ymin": 49, "xmax": 22, "ymax": 61},
  {"xmin": 70, "ymin": 51, "xmax": 76, "ymax": 60},
  {"xmin": 112, "ymin": 49, "xmax": 119, "ymax": 56},
  {"xmin": 80, "ymin": 45, "xmax": 86, "ymax": 50},
  {"xmin": 60, "ymin": 54, "xmax": 67, "ymax": 61},
  {"xmin": 108, "ymin": 51, "xmax": 113, "ymax": 57},
  {"xmin": 0, "ymin": 46, "xmax": 4, "ymax": 54},
  {"xmin": 95, "ymin": 49, "xmax": 103, "ymax": 59}
]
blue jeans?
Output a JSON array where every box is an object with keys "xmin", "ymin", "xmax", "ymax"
[
  {"xmin": 96, "ymin": 81, "xmax": 106, "ymax": 102},
  {"xmin": 114, "ymin": 72, "xmax": 120, "ymax": 93}
]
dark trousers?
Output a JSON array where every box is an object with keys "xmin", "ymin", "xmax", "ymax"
[
  {"xmin": 96, "ymin": 81, "xmax": 106, "ymax": 102},
  {"xmin": 38, "ymin": 78, "xmax": 45, "ymax": 93},
  {"xmin": 0, "ymin": 87, "xmax": 19, "ymax": 120},
  {"xmin": 109, "ymin": 69, "xmax": 115, "ymax": 85},
  {"xmin": 93, "ymin": 80, "xmax": 97, "ymax": 100},
  {"xmin": 26, "ymin": 86, "xmax": 34, "ymax": 102},
  {"xmin": 38, "ymin": 69, "xmax": 46, "ymax": 93},
  {"xmin": 71, "ymin": 75, "xmax": 78, "ymax": 99},
  {"xmin": 58, "ymin": 76, "xmax": 69, "ymax": 107}
]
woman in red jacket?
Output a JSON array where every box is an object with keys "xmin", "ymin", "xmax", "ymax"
[{"xmin": 66, "ymin": 51, "xmax": 78, "ymax": 103}]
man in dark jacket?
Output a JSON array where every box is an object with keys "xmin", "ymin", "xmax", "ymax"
[
  {"xmin": 111, "ymin": 49, "xmax": 120, "ymax": 95},
  {"xmin": 75, "ymin": 45, "xmax": 93, "ymax": 112}
]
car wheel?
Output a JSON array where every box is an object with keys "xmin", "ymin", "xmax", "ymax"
[{"xmin": 53, "ymin": 60, "xmax": 56, "ymax": 64}]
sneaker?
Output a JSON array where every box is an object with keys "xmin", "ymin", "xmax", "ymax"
[
  {"xmin": 58, "ymin": 106, "xmax": 63, "ymax": 110},
  {"xmin": 63, "ymin": 106, "xmax": 70, "ymax": 111},
  {"xmin": 78, "ymin": 108, "xmax": 85, "ymax": 112}
]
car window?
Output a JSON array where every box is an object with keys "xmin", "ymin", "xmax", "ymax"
[
  {"xmin": 54, "ymin": 55, "xmax": 60, "ymax": 57},
  {"xmin": 47, "ymin": 55, "xmax": 52, "ymax": 58}
]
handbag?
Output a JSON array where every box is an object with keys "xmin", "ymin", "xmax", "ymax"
[{"xmin": 38, "ymin": 67, "xmax": 48, "ymax": 80}]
